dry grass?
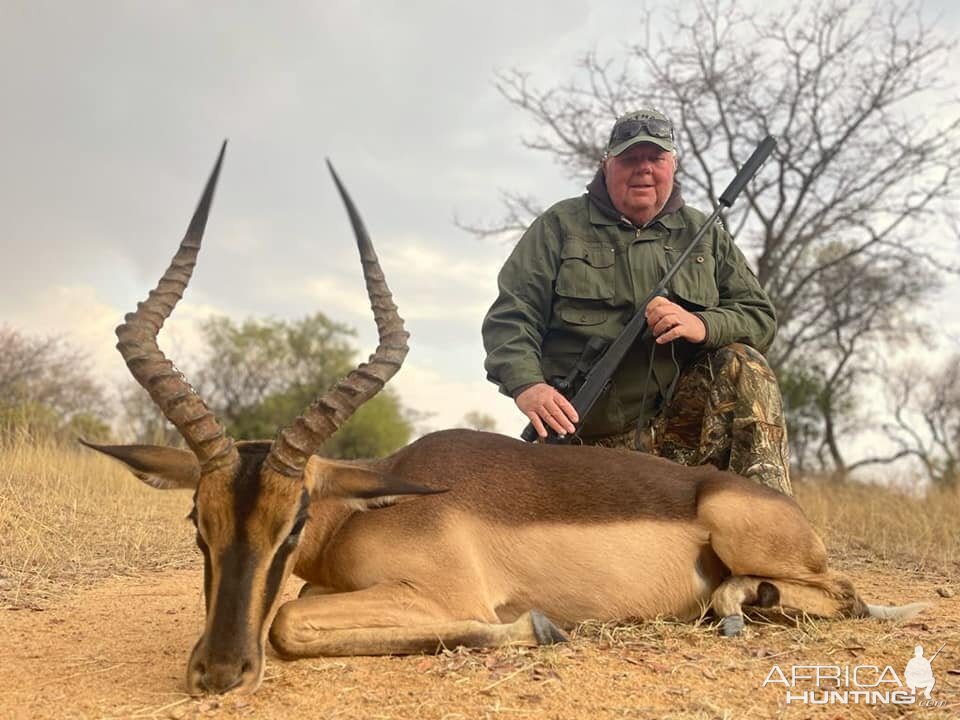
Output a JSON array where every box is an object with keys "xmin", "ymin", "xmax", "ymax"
[
  {"xmin": 0, "ymin": 435, "xmax": 195, "ymax": 608},
  {"xmin": 796, "ymin": 478, "xmax": 960, "ymax": 570}
]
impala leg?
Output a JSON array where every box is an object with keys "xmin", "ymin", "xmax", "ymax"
[
  {"xmin": 269, "ymin": 584, "xmax": 566, "ymax": 658},
  {"xmin": 710, "ymin": 576, "xmax": 781, "ymax": 636},
  {"xmin": 711, "ymin": 571, "xmax": 869, "ymax": 636},
  {"xmin": 700, "ymin": 482, "xmax": 868, "ymax": 635},
  {"xmin": 298, "ymin": 583, "xmax": 337, "ymax": 598}
]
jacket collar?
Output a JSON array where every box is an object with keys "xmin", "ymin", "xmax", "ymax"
[{"xmin": 585, "ymin": 167, "xmax": 686, "ymax": 230}]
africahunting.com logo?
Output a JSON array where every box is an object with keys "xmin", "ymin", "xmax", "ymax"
[{"xmin": 762, "ymin": 643, "xmax": 946, "ymax": 707}]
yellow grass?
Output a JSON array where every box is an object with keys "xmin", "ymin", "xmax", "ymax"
[
  {"xmin": 1, "ymin": 433, "xmax": 958, "ymax": 609},
  {"xmin": 796, "ymin": 478, "xmax": 960, "ymax": 569},
  {"xmin": 0, "ymin": 435, "xmax": 195, "ymax": 608}
]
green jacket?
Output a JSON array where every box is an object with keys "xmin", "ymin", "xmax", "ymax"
[{"xmin": 482, "ymin": 173, "xmax": 777, "ymax": 439}]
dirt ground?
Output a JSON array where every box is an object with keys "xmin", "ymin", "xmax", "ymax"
[{"xmin": 1, "ymin": 553, "xmax": 958, "ymax": 720}]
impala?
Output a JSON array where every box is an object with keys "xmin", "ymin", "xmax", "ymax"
[{"xmin": 84, "ymin": 144, "xmax": 923, "ymax": 695}]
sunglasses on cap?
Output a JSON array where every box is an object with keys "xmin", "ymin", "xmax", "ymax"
[{"xmin": 609, "ymin": 116, "xmax": 674, "ymax": 145}]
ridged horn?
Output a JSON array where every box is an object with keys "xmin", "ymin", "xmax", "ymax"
[
  {"xmin": 265, "ymin": 162, "xmax": 409, "ymax": 477},
  {"xmin": 115, "ymin": 142, "xmax": 238, "ymax": 475}
]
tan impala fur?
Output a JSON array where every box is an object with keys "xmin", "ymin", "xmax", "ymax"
[{"xmin": 84, "ymin": 146, "xmax": 925, "ymax": 696}]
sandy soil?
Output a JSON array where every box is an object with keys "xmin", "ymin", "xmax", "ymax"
[{"xmin": 1, "ymin": 556, "xmax": 958, "ymax": 720}]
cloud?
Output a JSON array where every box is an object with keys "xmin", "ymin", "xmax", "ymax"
[
  {"xmin": 300, "ymin": 233, "xmax": 507, "ymax": 322},
  {"xmin": 302, "ymin": 274, "xmax": 375, "ymax": 320},
  {"xmin": 5, "ymin": 284, "xmax": 231, "ymax": 390},
  {"xmin": 389, "ymin": 362, "xmax": 525, "ymax": 438},
  {"xmin": 9, "ymin": 285, "xmax": 122, "ymax": 376}
]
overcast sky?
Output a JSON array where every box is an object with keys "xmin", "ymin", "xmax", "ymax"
[{"xmin": 2, "ymin": 1, "xmax": 958, "ymax": 449}]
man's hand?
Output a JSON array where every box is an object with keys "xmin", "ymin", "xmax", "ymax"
[
  {"xmin": 516, "ymin": 383, "xmax": 579, "ymax": 438},
  {"xmin": 645, "ymin": 295, "xmax": 707, "ymax": 344}
]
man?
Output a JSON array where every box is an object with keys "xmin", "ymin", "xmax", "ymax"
[
  {"xmin": 482, "ymin": 109, "xmax": 792, "ymax": 495},
  {"xmin": 904, "ymin": 645, "xmax": 936, "ymax": 700}
]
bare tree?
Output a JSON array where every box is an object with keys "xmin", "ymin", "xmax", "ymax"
[
  {"xmin": 879, "ymin": 355, "xmax": 960, "ymax": 488},
  {"xmin": 0, "ymin": 325, "xmax": 108, "ymax": 440},
  {"xmin": 472, "ymin": 0, "xmax": 960, "ymax": 475},
  {"xmin": 118, "ymin": 381, "xmax": 184, "ymax": 446},
  {"xmin": 785, "ymin": 244, "xmax": 938, "ymax": 473}
]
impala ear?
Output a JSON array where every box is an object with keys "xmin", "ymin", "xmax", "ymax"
[
  {"xmin": 79, "ymin": 440, "xmax": 201, "ymax": 490},
  {"xmin": 308, "ymin": 459, "xmax": 446, "ymax": 511}
]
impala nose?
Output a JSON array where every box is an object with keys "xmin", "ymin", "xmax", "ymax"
[
  {"xmin": 198, "ymin": 660, "xmax": 251, "ymax": 694},
  {"xmin": 190, "ymin": 657, "xmax": 255, "ymax": 695}
]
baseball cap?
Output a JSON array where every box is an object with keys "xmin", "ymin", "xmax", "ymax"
[{"xmin": 606, "ymin": 109, "xmax": 676, "ymax": 156}]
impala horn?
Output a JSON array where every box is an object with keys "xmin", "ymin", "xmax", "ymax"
[
  {"xmin": 266, "ymin": 162, "xmax": 409, "ymax": 477},
  {"xmin": 115, "ymin": 142, "xmax": 238, "ymax": 474}
]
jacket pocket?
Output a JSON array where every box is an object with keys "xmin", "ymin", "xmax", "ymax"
[
  {"xmin": 557, "ymin": 305, "xmax": 607, "ymax": 326},
  {"xmin": 670, "ymin": 253, "xmax": 719, "ymax": 309},
  {"xmin": 555, "ymin": 237, "xmax": 615, "ymax": 300}
]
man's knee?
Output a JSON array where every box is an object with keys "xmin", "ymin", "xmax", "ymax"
[{"xmin": 707, "ymin": 343, "xmax": 775, "ymax": 381}]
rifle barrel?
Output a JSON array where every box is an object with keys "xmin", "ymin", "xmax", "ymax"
[{"xmin": 929, "ymin": 642, "xmax": 946, "ymax": 663}]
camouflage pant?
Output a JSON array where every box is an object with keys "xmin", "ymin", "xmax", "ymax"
[{"xmin": 587, "ymin": 343, "xmax": 793, "ymax": 496}]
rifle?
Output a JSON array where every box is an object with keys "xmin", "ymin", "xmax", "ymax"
[
  {"xmin": 521, "ymin": 135, "xmax": 777, "ymax": 443},
  {"xmin": 929, "ymin": 642, "xmax": 946, "ymax": 664}
]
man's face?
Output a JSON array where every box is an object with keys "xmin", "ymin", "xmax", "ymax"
[{"xmin": 603, "ymin": 143, "xmax": 676, "ymax": 226}]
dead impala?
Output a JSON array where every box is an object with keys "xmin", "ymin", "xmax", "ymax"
[{"xmin": 84, "ymin": 145, "xmax": 923, "ymax": 695}]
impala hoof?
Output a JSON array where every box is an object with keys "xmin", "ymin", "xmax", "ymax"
[
  {"xmin": 719, "ymin": 615, "xmax": 745, "ymax": 637},
  {"xmin": 530, "ymin": 610, "xmax": 568, "ymax": 645}
]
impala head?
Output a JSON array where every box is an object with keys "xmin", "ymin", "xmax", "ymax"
[{"xmin": 83, "ymin": 143, "xmax": 413, "ymax": 695}]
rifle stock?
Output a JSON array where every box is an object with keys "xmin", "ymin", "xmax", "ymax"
[{"xmin": 521, "ymin": 135, "xmax": 777, "ymax": 443}]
